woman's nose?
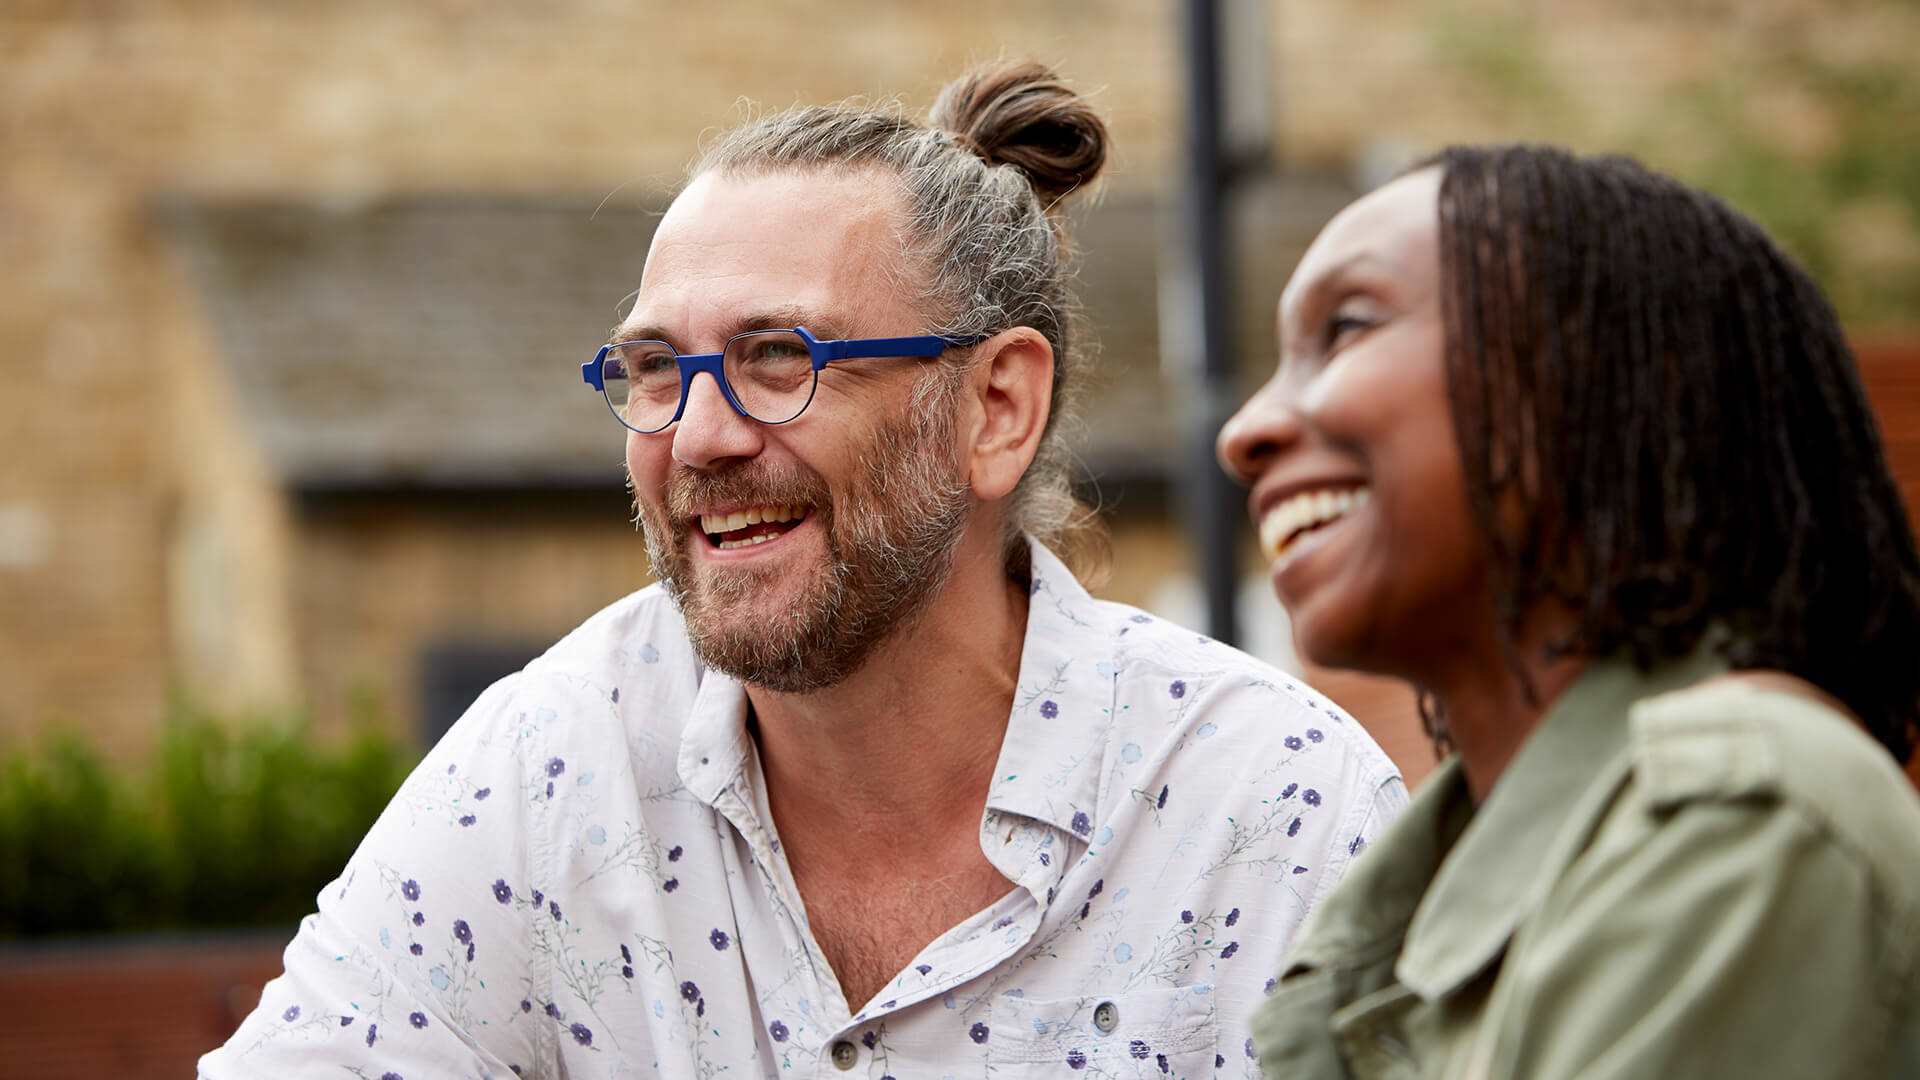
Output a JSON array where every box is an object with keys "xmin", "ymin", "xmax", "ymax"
[{"xmin": 1217, "ymin": 378, "xmax": 1302, "ymax": 486}]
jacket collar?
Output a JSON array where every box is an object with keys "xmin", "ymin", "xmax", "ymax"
[{"xmin": 1393, "ymin": 646, "xmax": 1727, "ymax": 997}]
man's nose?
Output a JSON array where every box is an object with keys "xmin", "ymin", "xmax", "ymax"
[
  {"xmin": 1217, "ymin": 378, "xmax": 1303, "ymax": 486},
  {"xmin": 671, "ymin": 370, "xmax": 765, "ymax": 470}
]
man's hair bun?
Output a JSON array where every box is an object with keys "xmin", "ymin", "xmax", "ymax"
[{"xmin": 930, "ymin": 60, "xmax": 1109, "ymax": 209}]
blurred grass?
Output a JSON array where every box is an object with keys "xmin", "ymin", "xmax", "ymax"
[
  {"xmin": 1421, "ymin": 7, "xmax": 1920, "ymax": 330},
  {"xmin": 1687, "ymin": 51, "xmax": 1920, "ymax": 326},
  {"xmin": 0, "ymin": 700, "xmax": 415, "ymax": 937}
]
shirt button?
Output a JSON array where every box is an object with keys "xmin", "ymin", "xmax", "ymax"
[
  {"xmin": 1093, "ymin": 1000, "xmax": 1119, "ymax": 1034},
  {"xmin": 830, "ymin": 1039, "xmax": 859, "ymax": 1071}
]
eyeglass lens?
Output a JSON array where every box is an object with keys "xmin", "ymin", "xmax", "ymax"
[{"xmin": 602, "ymin": 330, "xmax": 817, "ymax": 432}]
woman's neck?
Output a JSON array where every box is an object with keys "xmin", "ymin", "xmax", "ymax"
[{"xmin": 1420, "ymin": 606, "xmax": 1587, "ymax": 803}]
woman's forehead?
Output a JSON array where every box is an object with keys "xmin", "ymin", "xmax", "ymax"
[
  {"xmin": 1310, "ymin": 169, "xmax": 1441, "ymax": 278},
  {"xmin": 1280, "ymin": 168, "xmax": 1442, "ymax": 321}
]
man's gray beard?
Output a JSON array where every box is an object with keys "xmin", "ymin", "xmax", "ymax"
[{"xmin": 635, "ymin": 394, "xmax": 974, "ymax": 694}]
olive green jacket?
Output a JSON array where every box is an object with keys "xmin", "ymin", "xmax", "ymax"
[{"xmin": 1253, "ymin": 653, "xmax": 1920, "ymax": 1079}]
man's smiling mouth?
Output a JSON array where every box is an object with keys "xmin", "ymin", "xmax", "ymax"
[{"xmin": 699, "ymin": 505, "xmax": 810, "ymax": 550}]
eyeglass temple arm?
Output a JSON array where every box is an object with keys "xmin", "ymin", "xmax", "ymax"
[{"xmin": 817, "ymin": 333, "xmax": 990, "ymax": 365}]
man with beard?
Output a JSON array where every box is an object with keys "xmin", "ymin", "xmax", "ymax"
[{"xmin": 203, "ymin": 62, "xmax": 1404, "ymax": 1079}]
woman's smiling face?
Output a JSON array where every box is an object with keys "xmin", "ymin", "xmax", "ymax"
[{"xmin": 1217, "ymin": 167, "xmax": 1489, "ymax": 678}]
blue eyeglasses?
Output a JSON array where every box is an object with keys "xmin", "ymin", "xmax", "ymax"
[{"xmin": 581, "ymin": 325, "xmax": 986, "ymax": 434}]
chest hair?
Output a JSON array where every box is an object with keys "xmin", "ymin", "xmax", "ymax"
[{"xmin": 796, "ymin": 857, "xmax": 1016, "ymax": 1012}]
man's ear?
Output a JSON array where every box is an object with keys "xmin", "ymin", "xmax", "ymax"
[{"xmin": 964, "ymin": 328, "xmax": 1054, "ymax": 502}]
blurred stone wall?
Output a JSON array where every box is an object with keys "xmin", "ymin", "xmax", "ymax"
[
  {"xmin": 0, "ymin": 0, "xmax": 1191, "ymax": 749},
  {"xmin": 2, "ymin": 0, "xmax": 1915, "ymax": 752}
]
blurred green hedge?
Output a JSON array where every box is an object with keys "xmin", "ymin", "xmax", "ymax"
[{"xmin": 0, "ymin": 702, "xmax": 416, "ymax": 937}]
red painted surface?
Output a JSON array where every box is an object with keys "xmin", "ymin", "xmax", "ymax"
[
  {"xmin": 1858, "ymin": 339, "xmax": 1920, "ymax": 523},
  {"xmin": 1857, "ymin": 338, "xmax": 1920, "ymax": 788},
  {"xmin": 0, "ymin": 935, "xmax": 286, "ymax": 1078}
]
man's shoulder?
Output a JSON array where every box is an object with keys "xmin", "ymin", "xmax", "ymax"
[
  {"xmin": 526, "ymin": 580, "xmax": 691, "ymax": 681},
  {"xmin": 441, "ymin": 581, "xmax": 701, "ymax": 759},
  {"xmin": 1084, "ymin": 597, "xmax": 1402, "ymax": 795}
]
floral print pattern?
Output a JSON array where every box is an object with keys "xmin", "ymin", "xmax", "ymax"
[{"xmin": 200, "ymin": 540, "xmax": 1405, "ymax": 1079}]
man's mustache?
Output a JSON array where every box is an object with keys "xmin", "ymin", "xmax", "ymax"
[{"xmin": 658, "ymin": 463, "xmax": 833, "ymax": 527}]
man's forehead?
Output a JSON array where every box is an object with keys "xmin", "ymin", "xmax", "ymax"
[
  {"xmin": 627, "ymin": 167, "xmax": 913, "ymax": 342},
  {"xmin": 649, "ymin": 168, "xmax": 905, "ymax": 267}
]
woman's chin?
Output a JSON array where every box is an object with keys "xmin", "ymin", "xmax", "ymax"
[
  {"xmin": 1285, "ymin": 601, "xmax": 1408, "ymax": 683},
  {"xmin": 1285, "ymin": 607, "xmax": 1369, "ymax": 674}
]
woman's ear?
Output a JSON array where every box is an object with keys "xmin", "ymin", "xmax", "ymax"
[{"xmin": 964, "ymin": 328, "xmax": 1054, "ymax": 502}]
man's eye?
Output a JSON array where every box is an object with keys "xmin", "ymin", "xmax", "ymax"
[
  {"xmin": 738, "ymin": 341, "xmax": 810, "ymax": 366},
  {"xmin": 619, "ymin": 348, "xmax": 677, "ymax": 378}
]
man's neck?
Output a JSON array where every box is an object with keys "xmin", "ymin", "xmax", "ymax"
[
  {"xmin": 740, "ymin": 529, "xmax": 1033, "ymax": 1011},
  {"xmin": 745, "ymin": 533, "xmax": 1030, "ymax": 850}
]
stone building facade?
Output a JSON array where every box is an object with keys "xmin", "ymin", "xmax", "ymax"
[{"xmin": 3, "ymin": 1, "xmax": 1915, "ymax": 775}]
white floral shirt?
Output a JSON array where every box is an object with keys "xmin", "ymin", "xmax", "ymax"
[{"xmin": 201, "ymin": 540, "xmax": 1406, "ymax": 1079}]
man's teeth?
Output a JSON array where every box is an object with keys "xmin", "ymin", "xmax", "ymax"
[
  {"xmin": 1259, "ymin": 488, "xmax": 1370, "ymax": 560},
  {"xmin": 700, "ymin": 505, "xmax": 805, "ymax": 549}
]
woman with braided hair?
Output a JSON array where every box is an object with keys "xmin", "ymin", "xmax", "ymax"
[{"xmin": 1219, "ymin": 145, "xmax": 1920, "ymax": 1077}]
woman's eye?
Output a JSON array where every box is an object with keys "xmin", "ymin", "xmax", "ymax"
[{"xmin": 1326, "ymin": 312, "xmax": 1374, "ymax": 351}]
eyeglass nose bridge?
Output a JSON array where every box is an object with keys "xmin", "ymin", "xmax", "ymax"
[{"xmin": 665, "ymin": 351, "xmax": 758, "ymax": 428}]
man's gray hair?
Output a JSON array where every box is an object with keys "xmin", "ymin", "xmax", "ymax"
[{"xmin": 689, "ymin": 61, "xmax": 1111, "ymax": 582}]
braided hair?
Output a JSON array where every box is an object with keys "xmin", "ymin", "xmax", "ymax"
[{"xmin": 1430, "ymin": 144, "xmax": 1920, "ymax": 761}]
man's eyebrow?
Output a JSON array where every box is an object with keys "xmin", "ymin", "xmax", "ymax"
[
  {"xmin": 731, "ymin": 305, "xmax": 843, "ymax": 339},
  {"xmin": 607, "ymin": 323, "xmax": 673, "ymax": 347},
  {"xmin": 607, "ymin": 305, "xmax": 845, "ymax": 350}
]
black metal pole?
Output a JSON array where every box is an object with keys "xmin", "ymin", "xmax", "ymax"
[{"xmin": 1179, "ymin": 0, "xmax": 1241, "ymax": 645}]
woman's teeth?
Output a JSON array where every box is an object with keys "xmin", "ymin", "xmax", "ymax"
[
  {"xmin": 1260, "ymin": 488, "xmax": 1369, "ymax": 561},
  {"xmin": 701, "ymin": 505, "xmax": 805, "ymax": 550}
]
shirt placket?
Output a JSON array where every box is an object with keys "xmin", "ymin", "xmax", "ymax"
[
  {"xmin": 705, "ymin": 778, "xmax": 856, "ymax": 1066},
  {"xmin": 718, "ymin": 777, "xmax": 1071, "ymax": 1077},
  {"xmin": 820, "ymin": 811, "xmax": 1069, "ymax": 1074},
  {"xmin": 715, "ymin": 777, "xmax": 901, "ymax": 1079}
]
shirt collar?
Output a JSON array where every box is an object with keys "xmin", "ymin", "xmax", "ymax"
[
  {"xmin": 981, "ymin": 538, "xmax": 1120, "ymax": 840},
  {"xmin": 676, "ymin": 537, "xmax": 1110, "ymax": 840},
  {"xmin": 678, "ymin": 666, "xmax": 754, "ymax": 807},
  {"xmin": 1394, "ymin": 645, "xmax": 1728, "ymax": 998}
]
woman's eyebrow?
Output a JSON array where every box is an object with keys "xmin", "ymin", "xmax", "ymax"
[
  {"xmin": 1311, "ymin": 252, "xmax": 1390, "ymax": 299},
  {"xmin": 1279, "ymin": 251, "xmax": 1392, "ymax": 350}
]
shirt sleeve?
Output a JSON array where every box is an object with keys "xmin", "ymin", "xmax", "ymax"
[
  {"xmin": 1358, "ymin": 773, "xmax": 1410, "ymax": 851},
  {"xmin": 199, "ymin": 675, "xmax": 555, "ymax": 1079},
  {"xmin": 1480, "ymin": 789, "xmax": 1897, "ymax": 1080},
  {"xmin": 1308, "ymin": 753, "xmax": 1410, "ymax": 916}
]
